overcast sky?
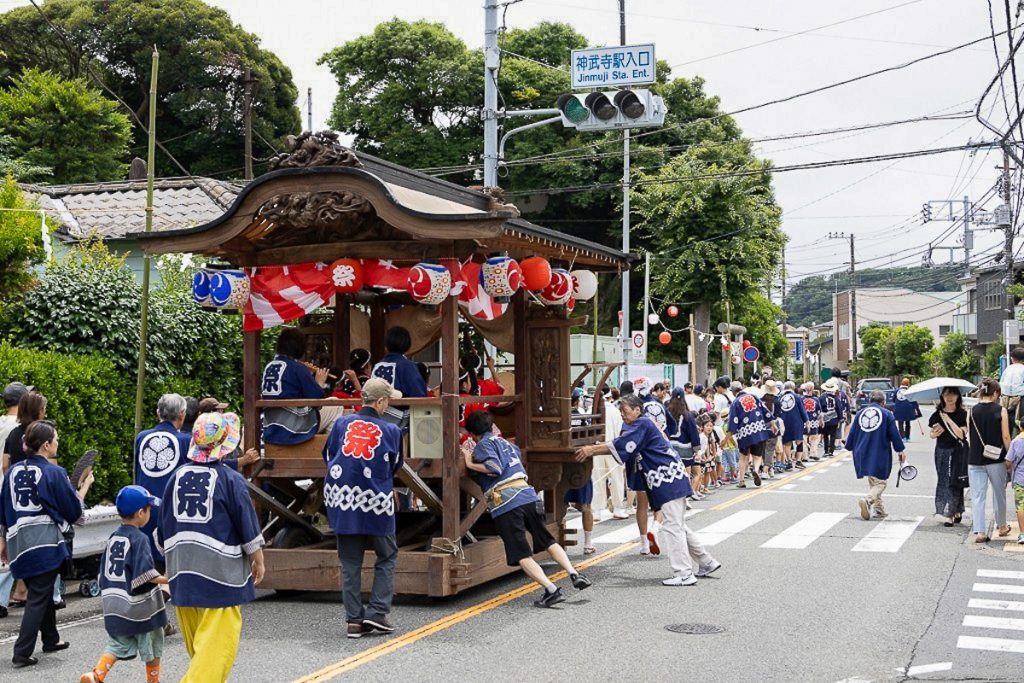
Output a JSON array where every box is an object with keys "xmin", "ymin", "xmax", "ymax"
[{"xmin": 5, "ymin": 0, "xmax": 1017, "ymax": 284}]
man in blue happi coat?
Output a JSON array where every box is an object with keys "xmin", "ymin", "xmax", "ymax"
[
  {"xmin": 577, "ymin": 394, "xmax": 720, "ymax": 587},
  {"xmin": 846, "ymin": 390, "xmax": 907, "ymax": 520},
  {"xmin": 892, "ymin": 378, "xmax": 922, "ymax": 442},
  {"xmin": 727, "ymin": 380, "xmax": 776, "ymax": 489},
  {"xmin": 776, "ymin": 381, "xmax": 811, "ymax": 470},
  {"xmin": 323, "ymin": 378, "xmax": 404, "ymax": 637},
  {"xmin": 371, "ymin": 326, "xmax": 429, "ymax": 398}
]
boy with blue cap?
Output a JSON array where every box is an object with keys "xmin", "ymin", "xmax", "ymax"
[{"xmin": 81, "ymin": 485, "xmax": 168, "ymax": 683}]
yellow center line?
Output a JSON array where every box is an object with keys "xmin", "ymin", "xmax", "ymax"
[
  {"xmin": 291, "ymin": 541, "xmax": 638, "ymax": 682},
  {"xmin": 711, "ymin": 454, "xmax": 850, "ymax": 512}
]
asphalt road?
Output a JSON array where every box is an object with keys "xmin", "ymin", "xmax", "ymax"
[{"xmin": 4, "ymin": 433, "xmax": 1024, "ymax": 682}]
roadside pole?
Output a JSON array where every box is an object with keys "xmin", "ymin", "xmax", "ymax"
[
  {"xmin": 134, "ymin": 47, "xmax": 158, "ymax": 437},
  {"xmin": 483, "ymin": 2, "xmax": 499, "ymax": 187},
  {"xmin": 619, "ymin": 0, "xmax": 631, "ymax": 380}
]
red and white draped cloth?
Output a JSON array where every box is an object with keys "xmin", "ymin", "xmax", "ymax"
[{"xmin": 243, "ymin": 259, "xmax": 509, "ymax": 331}]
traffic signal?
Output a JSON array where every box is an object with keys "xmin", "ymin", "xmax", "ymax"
[
  {"xmin": 921, "ymin": 203, "xmax": 932, "ymax": 223},
  {"xmin": 555, "ymin": 89, "xmax": 667, "ymax": 131}
]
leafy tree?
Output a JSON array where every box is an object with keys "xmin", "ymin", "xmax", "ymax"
[
  {"xmin": 0, "ymin": 68, "xmax": 130, "ymax": 183},
  {"xmin": 933, "ymin": 330, "xmax": 980, "ymax": 379},
  {"xmin": 856, "ymin": 324, "xmax": 894, "ymax": 377},
  {"xmin": 0, "ymin": 134, "xmax": 51, "ymax": 180},
  {"xmin": 0, "ymin": 175, "xmax": 48, "ymax": 299},
  {"xmin": 984, "ymin": 336, "xmax": 1005, "ymax": 377},
  {"xmin": 891, "ymin": 324, "xmax": 934, "ymax": 378},
  {"xmin": 0, "ymin": 0, "xmax": 301, "ymax": 177}
]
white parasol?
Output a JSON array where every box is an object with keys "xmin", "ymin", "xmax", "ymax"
[{"xmin": 902, "ymin": 377, "xmax": 976, "ymax": 402}]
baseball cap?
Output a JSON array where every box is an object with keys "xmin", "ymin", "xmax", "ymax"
[
  {"xmin": 362, "ymin": 377, "xmax": 402, "ymax": 402},
  {"xmin": 3, "ymin": 382, "xmax": 33, "ymax": 408},
  {"xmin": 116, "ymin": 484, "xmax": 160, "ymax": 516}
]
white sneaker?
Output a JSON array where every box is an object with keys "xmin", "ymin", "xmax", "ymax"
[
  {"xmin": 685, "ymin": 499, "xmax": 693, "ymax": 510},
  {"xmin": 691, "ymin": 492, "xmax": 704, "ymax": 501},
  {"xmin": 597, "ymin": 509, "xmax": 614, "ymax": 522},
  {"xmin": 612, "ymin": 509, "xmax": 630, "ymax": 520},
  {"xmin": 640, "ymin": 538, "xmax": 651, "ymax": 555},
  {"xmin": 662, "ymin": 574, "xmax": 698, "ymax": 586},
  {"xmin": 696, "ymin": 560, "xmax": 721, "ymax": 577}
]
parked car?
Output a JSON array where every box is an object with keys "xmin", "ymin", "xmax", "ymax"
[{"xmin": 855, "ymin": 377, "xmax": 896, "ymax": 410}]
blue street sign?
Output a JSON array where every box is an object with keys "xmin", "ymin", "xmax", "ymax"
[
  {"xmin": 792, "ymin": 340, "xmax": 804, "ymax": 361},
  {"xmin": 743, "ymin": 346, "xmax": 760, "ymax": 363}
]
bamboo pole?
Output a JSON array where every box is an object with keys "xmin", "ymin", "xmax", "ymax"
[{"xmin": 133, "ymin": 47, "xmax": 159, "ymax": 439}]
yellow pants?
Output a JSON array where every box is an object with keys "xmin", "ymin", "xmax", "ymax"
[{"xmin": 176, "ymin": 606, "xmax": 242, "ymax": 683}]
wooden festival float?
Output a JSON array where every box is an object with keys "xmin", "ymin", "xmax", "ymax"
[{"xmin": 133, "ymin": 132, "xmax": 631, "ymax": 597}]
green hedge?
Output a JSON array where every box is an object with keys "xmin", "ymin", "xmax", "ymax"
[{"xmin": 0, "ymin": 342, "xmax": 134, "ymax": 502}]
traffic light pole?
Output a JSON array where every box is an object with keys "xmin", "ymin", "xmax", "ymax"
[{"xmin": 619, "ymin": 0, "xmax": 631, "ymax": 380}]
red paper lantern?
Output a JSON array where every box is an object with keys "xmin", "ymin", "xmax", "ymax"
[
  {"xmin": 537, "ymin": 268, "xmax": 572, "ymax": 306},
  {"xmin": 481, "ymin": 256, "xmax": 522, "ymax": 303},
  {"xmin": 667, "ymin": 305, "xmax": 680, "ymax": 318},
  {"xmin": 329, "ymin": 258, "xmax": 364, "ymax": 294},
  {"xmin": 521, "ymin": 256, "xmax": 552, "ymax": 291},
  {"xmin": 659, "ymin": 331, "xmax": 672, "ymax": 345},
  {"xmin": 566, "ymin": 297, "xmax": 576, "ymax": 313},
  {"xmin": 742, "ymin": 339, "xmax": 752, "ymax": 349},
  {"xmin": 408, "ymin": 263, "xmax": 451, "ymax": 306}
]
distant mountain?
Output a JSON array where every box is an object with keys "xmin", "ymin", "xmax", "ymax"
[{"xmin": 784, "ymin": 264, "xmax": 961, "ymax": 329}]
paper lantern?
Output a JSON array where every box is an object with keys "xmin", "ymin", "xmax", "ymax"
[
  {"xmin": 192, "ymin": 269, "xmax": 212, "ymax": 305},
  {"xmin": 570, "ymin": 269, "xmax": 598, "ymax": 301},
  {"xmin": 537, "ymin": 268, "xmax": 572, "ymax": 306},
  {"xmin": 659, "ymin": 331, "xmax": 672, "ymax": 345},
  {"xmin": 329, "ymin": 258, "xmax": 364, "ymax": 294},
  {"xmin": 408, "ymin": 263, "xmax": 451, "ymax": 306},
  {"xmin": 647, "ymin": 313, "xmax": 660, "ymax": 325},
  {"xmin": 521, "ymin": 256, "xmax": 552, "ymax": 291},
  {"xmin": 481, "ymin": 256, "xmax": 522, "ymax": 303},
  {"xmin": 667, "ymin": 305, "xmax": 680, "ymax": 318},
  {"xmin": 742, "ymin": 339, "xmax": 752, "ymax": 349},
  {"xmin": 209, "ymin": 270, "xmax": 250, "ymax": 309},
  {"xmin": 566, "ymin": 297, "xmax": 576, "ymax": 313}
]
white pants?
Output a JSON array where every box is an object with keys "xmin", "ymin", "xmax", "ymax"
[
  {"xmin": 591, "ymin": 454, "xmax": 626, "ymax": 512},
  {"xmin": 659, "ymin": 497, "xmax": 714, "ymax": 577}
]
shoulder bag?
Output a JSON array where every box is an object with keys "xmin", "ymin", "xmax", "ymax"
[
  {"xmin": 970, "ymin": 406, "xmax": 1004, "ymax": 461},
  {"xmin": 939, "ymin": 411, "xmax": 970, "ymax": 487}
]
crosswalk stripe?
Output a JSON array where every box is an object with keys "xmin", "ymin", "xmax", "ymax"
[
  {"xmin": 801, "ymin": 475, "xmax": 815, "ymax": 480},
  {"xmin": 957, "ymin": 635, "xmax": 1024, "ymax": 653},
  {"xmin": 968, "ymin": 598, "xmax": 1024, "ymax": 611},
  {"xmin": 779, "ymin": 484, "xmax": 798, "ymax": 490},
  {"xmin": 851, "ymin": 517, "xmax": 924, "ymax": 553},
  {"xmin": 973, "ymin": 583, "xmax": 1024, "ymax": 596},
  {"xmin": 978, "ymin": 569, "xmax": 1024, "ymax": 581},
  {"xmin": 963, "ymin": 615, "xmax": 1024, "ymax": 631},
  {"xmin": 592, "ymin": 509, "xmax": 705, "ymax": 544},
  {"xmin": 761, "ymin": 512, "xmax": 848, "ymax": 549},
  {"xmin": 698, "ymin": 509, "xmax": 776, "ymax": 546}
]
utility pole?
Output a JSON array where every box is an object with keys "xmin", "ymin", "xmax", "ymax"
[
  {"xmin": 781, "ymin": 243, "xmax": 788, "ymax": 380},
  {"xmin": 828, "ymin": 232, "xmax": 857, "ymax": 364},
  {"xmin": 921, "ymin": 196, "xmax": 974, "ymax": 274},
  {"xmin": 306, "ymin": 86, "xmax": 313, "ymax": 132},
  {"xmin": 243, "ymin": 66, "xmax": 254, "ymax": 181},
  {"xmin": 1003, "ymin": 148, "xmax": 1015, "ymax": 316},
  {"xmin": 619, "ymin": 0, "xmax": 632, "ymax": 379},
  {"xmin": 483, "ymin": 2, "xmax": 500, "ymax": 187},
  {"xmin": 641, "ymin": 251, "xmax": 650, "ymax": 364},
  {"xmin": 134, "ymin": 47, "xmax": 159, "ymax": 438}
]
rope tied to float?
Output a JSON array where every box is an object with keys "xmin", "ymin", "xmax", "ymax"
[{"xmin": 430, "ymin": 537, "xmax": 465, "ymax": 561}]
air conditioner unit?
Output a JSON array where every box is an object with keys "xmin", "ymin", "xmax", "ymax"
[{"xmin": 409, "ymin": 405, "xmax": 443, "ymax": 459}]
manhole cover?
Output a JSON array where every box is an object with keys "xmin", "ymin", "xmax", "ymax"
[{"xmin": 665, "ymin": 623, "xmax": 725, "ymax": 634}]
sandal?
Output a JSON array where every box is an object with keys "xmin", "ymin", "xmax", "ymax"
[
  {"xmin": 998, "ymin": 525, "xmax": 1012, "ymax": 537},
  {"xmin": 953, "ymin": 514, "xmax": 962, "ymax": 524},
  {"xmin": 975, "ymin": 534, "xmax": 991, "ymax": 543}
]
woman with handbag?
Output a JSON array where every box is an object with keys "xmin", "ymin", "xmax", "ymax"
[
  {"xmin": 968, "ymin": 378, "xmax": 1013, "ymax": 543},
  {"xmin": 928, "ymin": 387, "xmax": 968, "ymax": 526}
]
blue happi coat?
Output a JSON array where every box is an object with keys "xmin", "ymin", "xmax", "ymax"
[
  {"xmin": 802, "ymin": 395, "xmax": 822, "ymax": 435},
  {"xmin": 261, "ymin": 354, "xmax": 328, "ymax": 445},
  {"xmin": 99, "ymin": 524, "xmax": 167, "ymax": 636},
  {"xmin": 134, "ymin": 421, "xmax": 190, "ymax": 559},
  {"xmin": 322, "ymin": 408, "xmax": 404, "ymax": 536},
  {"xmin": 371, "ymin": 353, "xmax": 429, "ymax": 398},
  {"xmin": 642, "ymin": 395, "xmax": 671, "ymax": 434},
  {"xmin": 470, "ymin": 433, "xmax": 540, "ymax": 517},
  {"xmin": 892, "ymin": 387, "xmax": 922, "ymax": 422},
  {"xmin": 669, "ymin": 411, "xmax": 701, "ymax": 450},
  {"xmin": 775, "ymin": 390, "xmax": 810, "ymax": 443},
  {"xmin": 607, "ymin": 416, "xmax": 692, "ymax": 511},
  {"xmin": 728, "ymin": 390, "xmax": 774, "ymax": 450},
  {"xmin": 0, "ymin": 454, "xmax": 83, "ymax": 579},
  {"xmin": 846, "ymin": 403, "xmax": 906, "ymax": 480},
  {"xmin": 820, "ymin": 392, "xmax": 845, "ymax": 427},
  {"xmin": 158, "ymin": 461, "xmax": 265, "ymax": 608}
]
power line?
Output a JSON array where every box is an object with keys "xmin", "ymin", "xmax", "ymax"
[{"xmin": 504, "ymin": 141, "xmax": 1000, "ymax": 197}]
